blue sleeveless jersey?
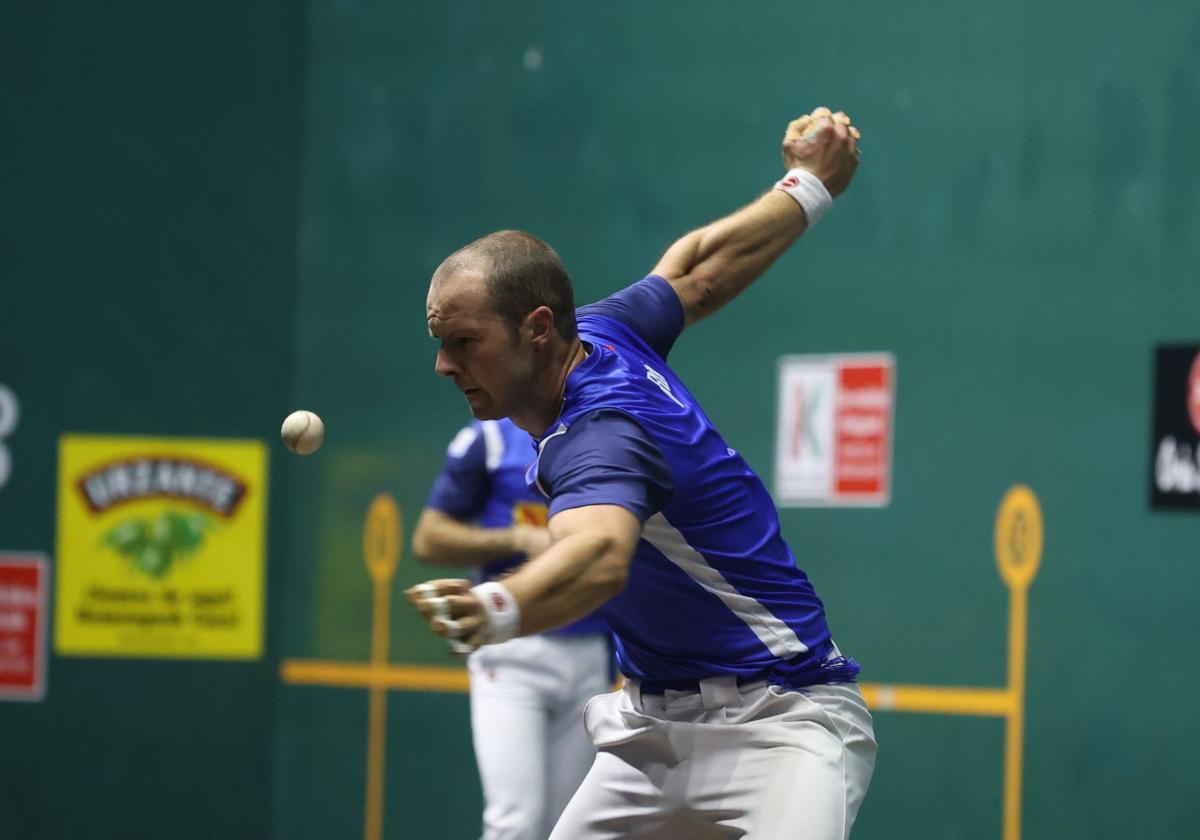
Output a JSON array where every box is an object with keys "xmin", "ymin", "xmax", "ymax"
[
  {"xmin": 529, "ymin": 276, "xmax": 858, "ymax": 688},
  {"xmin": 427, "ymin": 417, "xmax": 607, "ymax": 637}
]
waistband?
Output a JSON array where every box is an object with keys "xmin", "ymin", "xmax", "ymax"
[
  {"xmin": 624, "ymin": 674, "xmax": 767, "ymax": 713},
  {"xmin": 628, "ymin": 642, "xmax": 857, "ymax": 697},
  {"xmin": 637, "ymin": 673, "xmax": 760, "ymax": 696}
]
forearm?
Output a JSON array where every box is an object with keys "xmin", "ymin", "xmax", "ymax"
[
  {"xmin": 658, "ymin": 190, "xmax": 807, "ymax": 326},
  {"xmin": 655, "ymin": 108, "xmax": 860, "ymax": 328},
  {"xmin": 411, "ymin": 508, "xmax": 525, "ymax": 567},
  {"xmin": 501, "ymin": 532, "xmax": 627, "ymax": 635}
]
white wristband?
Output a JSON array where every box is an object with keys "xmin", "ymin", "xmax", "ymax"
[
  {"xmin": 471, "ymin": 581, "xmax": 521, "ymax": 644},
  {"xmin": 774, "ymin": 168, "xmax": 832, "ymax": 227}
]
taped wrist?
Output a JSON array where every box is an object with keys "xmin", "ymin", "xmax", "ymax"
[
  {"xmin": 471, "ymin": 581, "xmax": 520, "ymax": 644},
  {"xmin": 774, "ymin": 168, "xmax": 832, "ymax": 227}
]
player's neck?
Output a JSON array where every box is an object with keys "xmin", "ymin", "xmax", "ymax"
[{"xmin": 510, "ymin": 338, "xmax": 587, "ymax": 438}]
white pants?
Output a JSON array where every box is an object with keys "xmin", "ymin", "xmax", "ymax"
[
  {"xmin": 469, "ymin": 633, "xmax": 613, "ymax": 840},
  {"xmin": 549, "ymin": 677, "xmax": 876, "ymax": 840}
]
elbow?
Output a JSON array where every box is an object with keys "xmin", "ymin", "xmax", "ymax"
[
  {"xmin": 412, "ymin": 509, "xmax": 460, "ymax": 566},
  {"xmin": 410, "ymin": 528, "xmax": 439, "ymax": 566}
]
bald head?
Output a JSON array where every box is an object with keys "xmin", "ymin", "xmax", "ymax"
[{"xmin": 433, "ymin": 230, "xmax": 577, "ymax": 342}]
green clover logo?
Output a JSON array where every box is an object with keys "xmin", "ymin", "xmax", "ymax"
[{"xmin": 101, "ymin": 510, "xmax": 216, "ymax": 578}]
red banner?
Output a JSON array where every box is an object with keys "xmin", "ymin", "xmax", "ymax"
[
  {"xmin": 0, "ymin": 553, "xmax": 48, "ymax": 701},
  {"xmin": 835, "ymin": 362, "xmax": 893, "ymax": 499},
  {"xmin": 776, "ymin": 353, "xmax": 894, "ymax": 506}
]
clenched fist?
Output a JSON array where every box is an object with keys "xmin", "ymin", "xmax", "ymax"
[{"xmin": 782, "ymin": 106, "xmax": 862, "ymax": 198}]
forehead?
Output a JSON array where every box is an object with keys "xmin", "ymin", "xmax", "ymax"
[{"xmin": 426, "ymin": 273, "xmax": 496, "ymax": 332}]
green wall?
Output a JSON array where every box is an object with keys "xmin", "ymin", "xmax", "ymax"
[
  {"xmin": 3, "ymin": 1, "xmax": 1199, "ymax": 838},
  {"xmin": 0, "ymin": 2, "xmax": 303, "ymax": 837}
]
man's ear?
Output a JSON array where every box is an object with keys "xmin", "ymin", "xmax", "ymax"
[{"xmin": 525, "ymin": 306, "xmax": 556, "ymax": 352}]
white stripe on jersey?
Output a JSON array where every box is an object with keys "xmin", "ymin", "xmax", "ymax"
[
  {"xmin": 641, "ymin": 513, "xmax": 809, "ymax": 659},
  {"xmin": 447, "ymin": 425, "xmax": 479, "ymax": 457},
  {"xmin": 533, "ymin": 423, "xmax": 568, "ymax": 498},
  {"xmin": 481, "ymin": 421, "xmax": 505, "ymax": 472}
]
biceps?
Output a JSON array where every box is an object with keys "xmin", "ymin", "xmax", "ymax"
[
  {"xmin": 549, "ymin": 505, "xmax": 642, "ymax": 561},
  {"xmin": 652, "ymin": 227, "xmax": 732, "ymax": 326},
  {"xmin": 652, "ymin": 229, "xmax": 704, "ymax": 283}
]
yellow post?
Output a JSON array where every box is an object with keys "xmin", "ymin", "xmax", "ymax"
[
  {"xmin": 362, "ymin": 494, "xmax": 402, "ymax": 840},
  {"xmin": 994, "ymin": 485, "xmax": 1042, "ymax": 840},
  {"xmin": 1003, "ymin": 585, "xmax": 1027, "ymax": 840}
]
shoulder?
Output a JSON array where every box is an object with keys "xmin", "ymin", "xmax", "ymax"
[
  {"xmin": 576, "ymin": 275, "xmax": 684, "ymax": 360},
  {"xmin": 538, "ymin": 410, "xmax": 661, "ymax": 482},
  {"xmin": 535, "ymin": 410, "xmax": 675, "ymax": 520}
]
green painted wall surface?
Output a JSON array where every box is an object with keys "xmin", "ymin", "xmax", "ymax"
[
  {"xmin": 3, "ymin": 1, "xmax": 1199, "ymax": 838},
  {"xmin": 0, "ymin": 2, "xmax": 303, "ymax": 838},
  {"xmin": 282, "ymin": 3, "xmax": 1200, "ymax": 838}
]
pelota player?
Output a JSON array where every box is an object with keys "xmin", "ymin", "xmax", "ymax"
[
  {"xmin": 412, "ymin": 416, "xmax": 611, "ymax": 840},
  {"xmin": 409, "ymin": 106, "xmax": 875, "ymax": 839}
]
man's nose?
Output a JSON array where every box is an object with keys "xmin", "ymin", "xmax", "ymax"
[{"xmin": 435, "ymin": 347, "xmax": 457, "ymax": 378}]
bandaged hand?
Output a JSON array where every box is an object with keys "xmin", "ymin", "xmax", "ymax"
[{"xmin": 405, "ymin": 578, "xmax": 520, "ymax": 656}]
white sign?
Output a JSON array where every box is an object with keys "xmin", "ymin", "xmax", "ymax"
[
  {"xmin": 775, "ymin": 354, "xmax": 895, "ymax": 507},
  {"xmin": 0, "ymin": 384, "xmax": 18, "ymax": 491}
]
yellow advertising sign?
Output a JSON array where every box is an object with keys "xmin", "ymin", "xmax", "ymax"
[{"xmin": 55, "ymin": 434, "xmax": 267, "ymax": 659}]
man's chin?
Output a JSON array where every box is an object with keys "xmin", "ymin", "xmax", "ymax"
[{"xmin": 464, "ymin": 394, "xmax": 503, "ymax": 421}]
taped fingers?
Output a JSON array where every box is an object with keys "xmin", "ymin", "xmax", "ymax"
[
  {"xmin": 435, "ymin": 618, "xmax": 464, "ymax": 637},
  {"xmin": 422, "ymin": 594, "xmax": 478, "ymax": 621},
  {"xmin": 407, "ymin": 583, "xmax": 439, "ymax": 603},
  {"xmin": 405, "ymin": 578, "xmax": 470, "ymax": 606},
  {"xmin": 423, "ymin": 597, "xmax": 451, "ymax": 621},
  {"xmin": 406, "ymin": 578, "xmax": 469, "ymax": 597},
  {"xmin": 847, "ymin": 125, "xmax": 862, "ymax": 158},
  {"xmin": 787, "ymin": 115, "xmax": 813, "ymax": 135},
  {"xmin": 449, "ymin": 640, "xmax": 475, "ymax": 656},
  {"xmin": 442, "ymin": 593, "xmax": 481, "ymax": 618},
  {"xmin": 434, "ymin": 613, "xmax": 484, "ymax": 639}
]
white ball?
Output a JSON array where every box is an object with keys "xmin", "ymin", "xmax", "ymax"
[{"xmin": 281, "ymin": 410, "xmax": 325, "ymax": 455}]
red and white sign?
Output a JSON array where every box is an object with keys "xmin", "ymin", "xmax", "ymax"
[
  {"xmin": 1188, "ymin": 351, "xmax": 1200, "ymax": 435},
  {"xmin": 0, "ymin": 553, "xmax": 48, "ymax": 701},
  {"xmin": 775, "ymin": 354, "xmax": 895, "ymax": 507}
]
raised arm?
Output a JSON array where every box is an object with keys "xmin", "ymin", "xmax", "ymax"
[{"xmin": 653, "ymin": 106, "xmax": 861, "ymax": 327}]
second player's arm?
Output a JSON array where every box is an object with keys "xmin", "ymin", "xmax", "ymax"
[{"xmin": 411, "ymin": 507, "xmax": 549, "ymax": 567}]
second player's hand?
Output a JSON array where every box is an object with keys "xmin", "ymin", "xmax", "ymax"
[
  {"xmin": 781, "ymin": 106, "xmax": 862, "ymax": 197},
  {"xmin": 405, "ymin": 578, "xmax": 489, "ymax": 653}
]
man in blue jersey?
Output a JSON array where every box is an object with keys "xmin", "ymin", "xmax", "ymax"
[
  {"xmin": 412, "ymin": 417, "xmax": 611, "ymax": 840},
  {"xmin": 408, "ymin": 106, "xmax": 875, "ymax": 839}
]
